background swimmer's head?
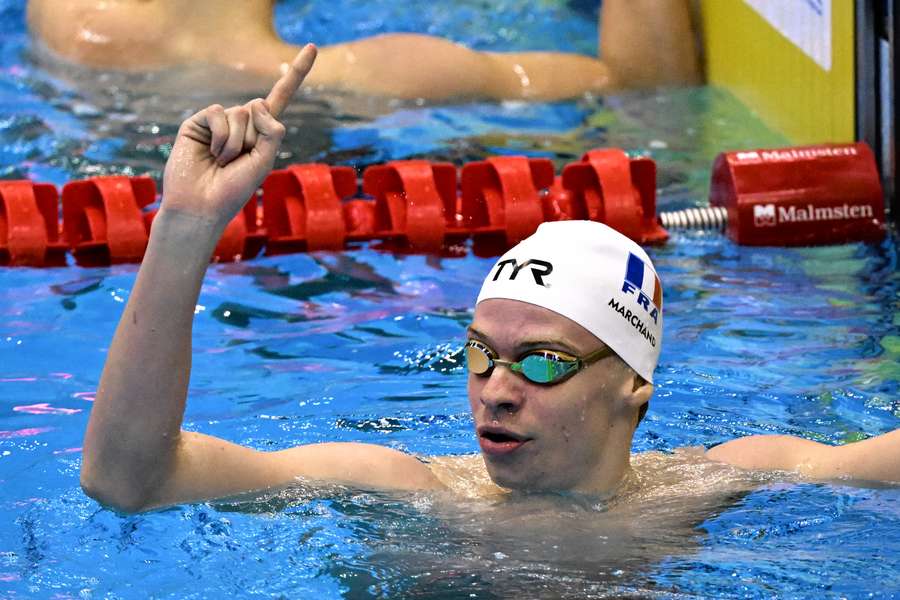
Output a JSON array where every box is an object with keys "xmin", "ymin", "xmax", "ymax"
[{"xmin": 468, "ymin": 222, "xmax": 661, "ymax": 493}]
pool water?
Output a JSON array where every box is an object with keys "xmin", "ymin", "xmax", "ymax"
[{"xmin": 2, "ymin": 0, "xmax": 900, "ymax": 598}]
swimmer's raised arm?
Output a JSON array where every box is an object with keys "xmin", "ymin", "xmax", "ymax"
[
  {"xmin": 80, "ymin": 46, "xmax": 443, "ymax": 514},
  {"xmin": 707, "ymin": 429, "xmax": 900, "ymax": 484}
]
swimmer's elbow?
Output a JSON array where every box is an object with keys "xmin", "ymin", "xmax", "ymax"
[
  {"xmin": 80, "ymin": 466, "xmax": 153, "ymax": 514},
  {"xmin": 79, "ymin": 438, "xmax": 165, "ymax": 513}
]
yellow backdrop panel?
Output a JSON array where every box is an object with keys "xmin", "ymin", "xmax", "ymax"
[{"xmin": 701, "ymin": 0, "xmax": 855, "ymax": 144}]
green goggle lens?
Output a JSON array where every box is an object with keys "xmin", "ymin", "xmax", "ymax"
[
  {"xmin": 464, "ymin": 341, "xmax": 582, "ymax": 385},
  {"xmin": 517, "ymin": 353, "xmax": 579, "ymax": 383}
]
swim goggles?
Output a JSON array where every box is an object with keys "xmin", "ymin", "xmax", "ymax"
[{"xmin": 464, "ymin": 339, "xmax": 614, "ymax": 385}]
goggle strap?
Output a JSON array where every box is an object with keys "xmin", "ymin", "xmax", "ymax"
[{"xmin": 580, "ymin": 345, "xmax": 615, "ymax": 366}]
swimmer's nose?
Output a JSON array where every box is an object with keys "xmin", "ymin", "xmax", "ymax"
[{"xmin": 479, "ymin": 366, "xmax": 524, "ymax": 414}]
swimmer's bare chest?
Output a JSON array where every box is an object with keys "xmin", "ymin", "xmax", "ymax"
[
  {"xmin": 413, "ymin": 450, "xmax": 775, "ymax": 567},
  {"xmin": 426, "ymin": 448, "xmax": 772, "ymax": 512}
]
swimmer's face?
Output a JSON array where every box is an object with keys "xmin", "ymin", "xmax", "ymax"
[{"xmin": 467, "ymin": 299, "xmax": 644, "ymax": 493}]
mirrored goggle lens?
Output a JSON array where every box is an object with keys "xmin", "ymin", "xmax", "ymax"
[
  {"xmin": 465, "ymin": 343, "xmax": 493, "ymax": 375},
  {"xmin": 518, "ymin": 353, "xmax": 579, "ymax": 384}
]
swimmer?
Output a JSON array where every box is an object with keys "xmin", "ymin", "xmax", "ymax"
[
  {"xmin": 80, "ymin": 46, "xmax": 900, "ymax": 513},
  {"xmin": 27, "ymin": 0, "xmax": 700, "ymax": 101}
]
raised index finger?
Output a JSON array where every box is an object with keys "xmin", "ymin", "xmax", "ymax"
[{"xmin": 266, "ymin": 44, "xmax": 318, "ymax": 118}]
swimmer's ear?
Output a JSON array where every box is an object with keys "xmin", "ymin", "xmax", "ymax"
[
  {"xmin": 625, "ymin": 373, "xmax": 653, "ymax": 408},
  {"xmin": 623, "ymin": 374, "xmax": 653, "ymax": 430}
]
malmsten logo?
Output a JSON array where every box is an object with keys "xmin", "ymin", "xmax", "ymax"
[{"xmin": 491, "ymin": 258, "xmax": 553, "ymax": 287}]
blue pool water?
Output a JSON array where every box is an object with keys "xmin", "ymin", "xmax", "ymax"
[{"xmin": 2, "ymin": 0, "xmax": 900, "ymax": 598}]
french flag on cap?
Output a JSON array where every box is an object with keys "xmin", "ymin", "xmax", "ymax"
[{"xmin": 625, "ymin": 252, "xmax": 662, "ymax": 309}]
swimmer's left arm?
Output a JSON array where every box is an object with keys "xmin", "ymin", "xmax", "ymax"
[{"xmin": 706, "ymin": 429, "xmax": 900, "ymax": 484}]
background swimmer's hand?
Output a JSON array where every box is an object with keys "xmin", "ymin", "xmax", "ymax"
[{"xmin": 160, "ymin": 44, "xmax": 317, "ymax": 229}]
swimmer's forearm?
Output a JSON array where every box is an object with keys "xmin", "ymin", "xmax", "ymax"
[
  {"xmin": 600, "ymin": 0, "xmax": 701, "ymax": 88},
  {"xmin": 825, "ymin": 428, "xmax": 900, "ymax": 483},
  {"xmin": 82, "ymin": 209, "xmax": 219, "ymax": 511},
  {"xmin": 708, "ymin": 429, "xmax": 900, "ymax": 484},
  {"xmin": 484, "ymin": 52, "xmax": 612, "ymax": 100}
]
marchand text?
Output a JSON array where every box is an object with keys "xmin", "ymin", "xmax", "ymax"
[{"xmin": 607, "ymin": 298, "xmax": 656, "ymax": 347}]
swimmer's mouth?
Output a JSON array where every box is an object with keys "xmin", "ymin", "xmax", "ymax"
[{"xmin": 477, "ymin": 426, "xmax": 530, "ymax": 456}]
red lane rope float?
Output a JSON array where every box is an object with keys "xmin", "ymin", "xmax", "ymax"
[
  {"xmin": 363, "ymin": 159, "xmax": 457, "ymax": 253},
  {"xmin": 0, "ymin": 143, "xmax": 886, "ymax": 267},
  {"xmin": 262, "ymin": 163, "xmax": 354, "ymax": 253},
  {"xmin": 561, "ymin": 149, "xmax": 668, "ymax": 245},
  {"xmin": 62, "ymin": 176, "xmax": 155, "ymax": 266},
  {"xmin": 0, "ymin": 180, "xmax": 67, "ymax": 266},
  {"xmin": 461, "ymin": 156, "xmax": 555, "ymax": 255},
  {"xmin": 212, "ymin": 197, "xmax": 266, "ymax": 262}
]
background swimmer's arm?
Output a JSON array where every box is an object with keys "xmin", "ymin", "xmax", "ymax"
[
  {"xmin": 310, "ymin": 0, "xmax": 699, "ymax": 99},
  {"xmin": 80, "ymin": 47, "xmax": 443, "ymax": 513},
  {"xmin": 29, "ymin": 0, "xmax": 699, "ymax": 100},
  {"xmin": 306, "ymin": 34, "xmax": 613, "ymax": 101},
  {"xmin": 706, "ymin": 430, "xmax": 900, "ymax": 484},
  {"xmin": 600, "ymin": 0, "xmax": 702, "ymax": 88},
  {"xmin": 306, "ymin": 0, "xmax": 701, "ymax": 101}
]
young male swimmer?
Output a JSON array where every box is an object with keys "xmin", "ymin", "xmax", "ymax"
[
  {"xmin": 80, "ymin": 46, "xmax": 900, "ymax": 513},
  {"xmin": 27, "ymin": 0, "xmax": 700, "ymax": 101}
]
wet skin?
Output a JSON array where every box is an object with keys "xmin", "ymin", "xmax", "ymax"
[
  {"xmin": 26, "ymin": 0, "xmax": 702, "ymax": 100},
  {"xmin": 78, "ymin": 43, "xmax": 900, "ymax": 515},
  {"xmin": 465, "ymin": 298, "xmax": 651, "ymax": 495}
]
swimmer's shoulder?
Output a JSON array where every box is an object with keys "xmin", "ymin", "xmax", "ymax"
[
  {"xmin": 425, "ymin": 454, "xmax": 507, "ymax": 499},
  {"xmin": 27, "ymin": 0, "xmax": 191, "ymax": 70},
  {"xmin": 629, "ymin": 446, "xmax": 776, "ymax": 500}
]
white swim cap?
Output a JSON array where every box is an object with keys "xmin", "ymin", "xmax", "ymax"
[{"xmin": 475, "ymin": 221, "xmax": 662, "ymax": 382}]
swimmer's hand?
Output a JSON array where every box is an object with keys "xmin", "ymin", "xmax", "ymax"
[{"xmin": 160, "ymin": 44, "xmax": 317, "ymax": 229}]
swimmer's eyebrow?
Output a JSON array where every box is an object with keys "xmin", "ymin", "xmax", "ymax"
[
  {"xmin": 465, "ymin": 326, "xmax": 488, "ymax": 343},
  {"xmin": 466, "ymin": 326, "xmax": 579, "ymax": 354}
]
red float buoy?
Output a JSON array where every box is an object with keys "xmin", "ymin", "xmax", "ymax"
[
  {"xmin": 708, "ymin": 142, "xmax": 885, "ymax": 246},
  {"xmin": 0, "ymin": 180, "xmax": 67, "ymax": 267}
]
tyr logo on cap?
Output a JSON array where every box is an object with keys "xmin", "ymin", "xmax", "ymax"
[
  {"xmin": 621, "ymin": 253, "xmax": 661, "ymax": 324},
  {"xmin": 491, "ymin": 258, "xmax": 553, "ymax": 287}
]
